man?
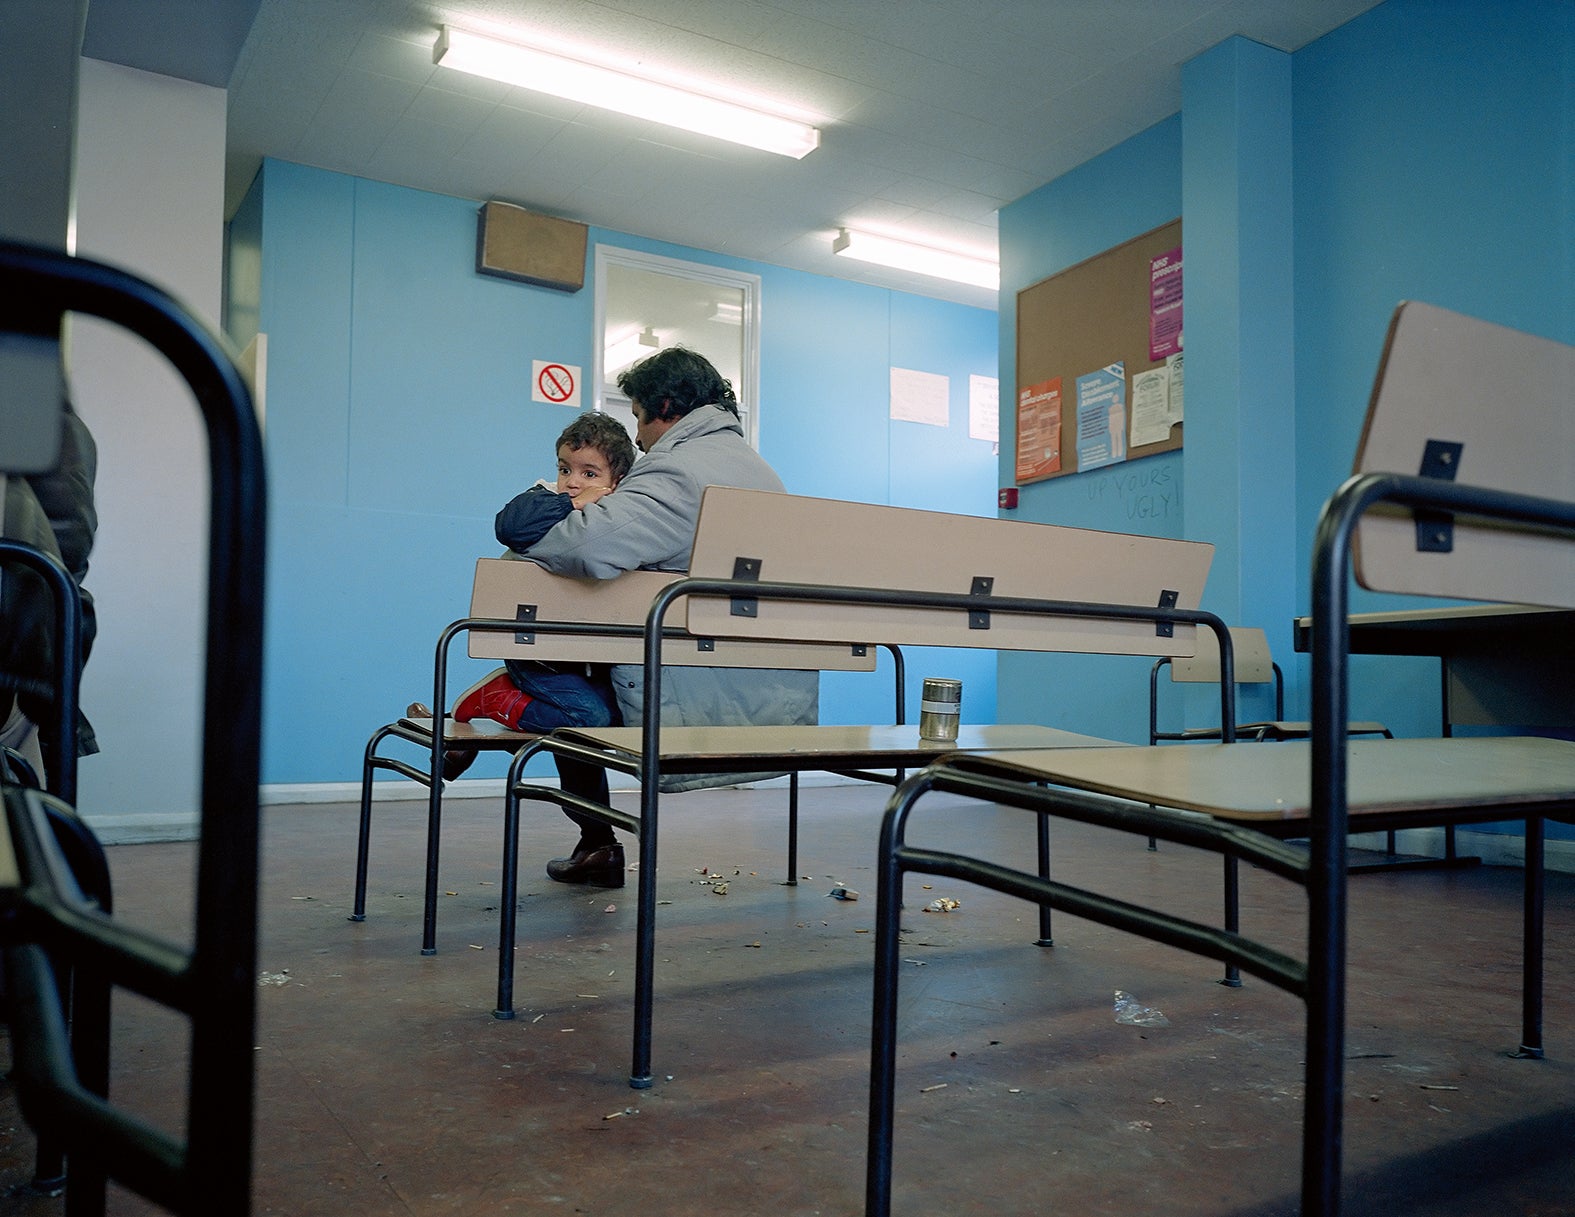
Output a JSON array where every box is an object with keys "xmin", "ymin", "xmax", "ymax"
[
  {"xmin": 1, "ymin": 396, "xmax": 99, "ymax": 785},
  {"xmin": 468, "ymin": 346, "xmax": 817, "ymax": 886}
]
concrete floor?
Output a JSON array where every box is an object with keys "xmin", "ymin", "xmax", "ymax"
[{"xmin": 2, "ymin": 781, "xmax": 1572, "ymax": 1216}]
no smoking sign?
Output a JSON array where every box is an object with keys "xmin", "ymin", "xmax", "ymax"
[{"xmin": 531, "ymin": 360, "xmax": 581, "ymax": 407}]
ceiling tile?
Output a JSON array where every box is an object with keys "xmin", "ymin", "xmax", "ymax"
[{"xmin": 85, "ymin": 0, "xmax": 1385, "ymax": 306}]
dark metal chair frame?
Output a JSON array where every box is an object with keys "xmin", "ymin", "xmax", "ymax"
[
  {"xmin": 0, "ymin": 240, "xmax": 265, "ymax": 1217},
  {"xmin": 352, "ymin": 614, "xmax": 903, "ymax": 955},
  {"xmin": 498, "ymin": 578, "xmax": 1233, "ymax": 1089},
  {"xmin": 865, "ymin": 471, "xmax": 1575, "ymax": 1217},
  {"xmin": 0, "ymin": 536, "xmax": 95, "ymax": 1199},
  {"xmin": 1147, "ymin": 624, "xmax": 1406, "ymax": 862}
]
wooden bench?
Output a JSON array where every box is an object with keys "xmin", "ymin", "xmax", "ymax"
[
  {"xmin": 353, "ymin": 557, "xmax": 880, "ymax": 955},
  {"xmin": 864, "ymin": 300, "xmax": 1575, "ymax": 1217},
  {"xmin": 496, "ymin": 494, "xmax": 1221, "ymax": 1086},
  {"xmin": 1149, "ymin": 624, "xmax": 1391, "ymax": 744}
]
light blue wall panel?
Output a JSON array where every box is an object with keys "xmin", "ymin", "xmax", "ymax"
[
  {"xmin": 256, "ymin": 161, "xmax": 355, "ymax": 510},
  {"xmin": 1293, "ymin": 0, "xmax": 1575, "ymax": 569},
  {"xmin": 1176, "ymin": 38, "xmax": 1296, "ymax": 732},
  {"xmin": 757, "ymin": 273, "xmax": 892, "ymax": 501},
  {"xmin": 345, "ymin": 180, "xmax": 596, "ymax": 521},
  {"xmin": 996, "ymin": 0, "xmax": 1573, "ymax": 769},
  {"xmin": 994, "ymin": 116, "xmax": 1187, "ymax": 743},
  {"xmin": 883, "ymin": 291, "xmax": 1000, "ymax": 725},
  {"xmin": 1289, "ymin": 0, "xmax": 1575, "ymax": 759},
  {"xmin": 1180, "ymin": 38, "xmax": 1295, "ymax": 633},
  {"xmin": 223, "ymin": 172, "xmax": 262, "ymax": 348},
  {"xmin": 997, "ymin": 117, "xmax": 1187, "ymax": 539}
]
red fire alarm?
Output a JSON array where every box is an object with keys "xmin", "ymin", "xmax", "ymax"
[{"xmin": 998, "ymin": 487, "xmax": 1019, "ymax": 509}]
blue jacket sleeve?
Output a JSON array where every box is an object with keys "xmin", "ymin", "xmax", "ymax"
[{"xmin": 495, "ymin": 485, "xmax": 574, "ymax": 552}]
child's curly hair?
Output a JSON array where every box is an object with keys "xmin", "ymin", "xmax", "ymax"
[{"xmin": 557, "ymin": 411, "xmax": 637, "ymax": 483}]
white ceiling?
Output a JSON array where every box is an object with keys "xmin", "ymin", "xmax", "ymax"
[{"xmin": 86, "ymin": 0, "xmax": 1383, "ymax": 309}]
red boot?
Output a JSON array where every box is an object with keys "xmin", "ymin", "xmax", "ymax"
[{"xmin": 453, "ymin": 669, "xmax": 534, "ymax": 729}]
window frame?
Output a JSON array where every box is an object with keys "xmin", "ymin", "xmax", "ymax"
[{"xmin": 592, "ymin": 245, "xmax": 762, "ymax": 448}]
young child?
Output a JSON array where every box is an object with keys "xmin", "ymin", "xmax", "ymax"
[
  {"xmin": 436, "ymin": 412, "xmax": 637, "ymax": 768},
  {"xmin": 491, "ymin": 409, "xmax": 636, "ymax": 555}
]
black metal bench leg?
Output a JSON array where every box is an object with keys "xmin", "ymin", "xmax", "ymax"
[
  {"xmin": 494, "ymin": 777, "xmax": 523, "ymax": 1020},
  {"xmin": 27, "ymin": 968, "xmax": 68, "ymax": 1199},
  {"xmin": 350, "ymin": 728, "xmax": 387, "ymax": 922},
  {"xmin": 1221, "ymin": 855, "xmax": 1242, "ymax": 987},
  {"xmin": 1302, "ymin": 833, "xmax": 1347, "ymax": 1216},
  {"xmin": 785, "ymin": 771, "xmax": 799, "ymax": 885},
  {"xmin": 866, "ymin": 791, "xmax": 911, "ymax": 1217},
  {"xmin": 1303, "ymin": 950, "xmax": 1344, "ymax": 1215},
  {"xmin": 1513, "ymin": 816, "xmax": 1545, "ymax": 1060},
  {"xmin": 629, "ymin": 785, "xmax": 659, "ymax": 1089},
  {"xmin": 61, "ymin": 970, "xmax": 110, "ymax": 1216},
  {"xmin": 1035, "ymin": 811, "xmax": 1053, "ymax": 946},
  {"xmin": 420, "ymin": 776, "xmax": 443, "ymax": 955}
]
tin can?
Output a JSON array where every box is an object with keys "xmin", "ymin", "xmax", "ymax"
[{"xmin": 919, "ymin": 677, "xmax": 962, "ymax": 742}]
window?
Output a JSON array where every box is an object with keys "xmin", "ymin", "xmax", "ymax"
[{"xmin": 594, "ymin": 246, "xmax": 762, "ymax": 447}]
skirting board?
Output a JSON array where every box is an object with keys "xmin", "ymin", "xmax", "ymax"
[
  {"xmin": 1348, "ymin": 828, "xmax": 1575, "ymax": 872},
  {"xmin": 79, "ymin": 801, "xmax": 1575, "ymax": 871},
  {"xmin": 81, "ymin": 771, "xmax": 865, "ymax": 845},
  {"xmin": 260, "ymin": 768, "xmax": 864, "ymax": 805}
]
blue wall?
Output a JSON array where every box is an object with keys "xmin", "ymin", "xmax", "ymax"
[
  {"xmin": 1288, "ymin": 0, "xmax": 1573, "ymax": 838},
  {"xmin": 235, "ymin": 162, "xmax": 998, "ymax": 783},
  {"xmin": 996, "ymin": 117, "xmax": 1193, "ymax": 743},
  {"xmin": 237, "ymin": 0, "xmax": 1571, "ymax": 800},
  {"xmin": 1290, "ymin": 0, "xmax": 1575, "ymax": 601},
  {"xmin": 997, "ymin": 0, "xmax": 1574, "ymax": 830}
]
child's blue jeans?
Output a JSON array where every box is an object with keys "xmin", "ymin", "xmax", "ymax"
[{"xmin": 504, "ymin": 660, "xmax": 618, "ymax": 732}]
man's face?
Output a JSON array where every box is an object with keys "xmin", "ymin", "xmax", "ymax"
[
  {"xmin": 555, "ymin": 443, "xmax": 616, "ymax": 496},
  {"xmin": 631, "ymin": 398, "xmax": 672, "ymax": 453}
]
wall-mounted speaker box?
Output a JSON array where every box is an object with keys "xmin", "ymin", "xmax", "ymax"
[{"xmin": 476, "ymin": 201, "xmax": 588, "ymax": 292}]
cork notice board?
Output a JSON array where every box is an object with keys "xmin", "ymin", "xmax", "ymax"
[{"xmin": 1015, "ymin": 218, "xmax": 1183, "ymax": 484}]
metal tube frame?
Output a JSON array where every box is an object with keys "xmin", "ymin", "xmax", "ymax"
[
  {"xmin": 0, "ymin": 239, "xmax": 266, "ymax": 1216},
  {"xmin": 866, "ymin": 470, "xmax": 1575, "ymax": 1217},
  {"xmin": 352, "ymin": 614, "xmax": 688, "ymax": 953},
  {"xmin": 0, "ymin": 537, "xmax": 86, "ymax": 1194},
  {"xmin": 489, "ymin": 638, "xmax": 908, "ymax": 1057},
  {"xmin": 489, "ymin": 582, "xmax": 1230, "ymax": 1088}
]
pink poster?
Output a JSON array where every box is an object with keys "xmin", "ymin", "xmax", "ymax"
[{"xmin": 1149, "ymin": 246, "xmax": 1183, "ymax": 361}]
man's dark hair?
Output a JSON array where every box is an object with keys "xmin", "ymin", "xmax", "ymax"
[
  {"xmin": 557, "ymin": 411, "xmax": 637, "ymax": 482},
  {"xmin": 615, "ymin": 346, "xmax": 740, "ymax": 421}
]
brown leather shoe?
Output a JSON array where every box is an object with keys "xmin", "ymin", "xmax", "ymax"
[
  {"xmin": 546, "ymin": 842, "xmax": 626, "ymax": 888},
  {"xmin": 441, "ymin": 748, "xmax": 477, "ymax": 781}
]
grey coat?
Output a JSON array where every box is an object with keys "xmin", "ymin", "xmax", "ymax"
[
  {"xmin": 1, "ymin": 402, "xmax": 99, "ymax": 757},
  {"xmin": 522, "ymin": 404, "xmax": 819, "ymax": 734}
]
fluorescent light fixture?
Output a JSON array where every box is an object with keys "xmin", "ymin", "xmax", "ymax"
[
  {"xmin": 832, "ymin": 228, "xmax": 999, "ymax": 290},
  {"xmin": 605, "ymin": 325, "xmax": 660, "ymax": 374},
  {"xmin": 435, "ymin": 26, "xmax": 820, "ymax": 159}
]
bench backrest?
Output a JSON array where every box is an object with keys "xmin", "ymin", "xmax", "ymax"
[
  {"xmin": 683, "ymin": 489, "xmax": 1213, "ymax": 658},
  {"xmin": 466, "ymin": 556, "xmax": 876, "ymax": 671},
  {"xmin": 1170, "ymin": 625, "xmax": 1276, "ymax": 684},
  {"xmin": 1353, "ymin": 300, "xmax": 1575, "ymax": 608}
]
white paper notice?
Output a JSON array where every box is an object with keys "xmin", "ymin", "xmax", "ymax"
[
  {"xmin": 1166, "ymin": 352, "xmax": 1184, "ymax": 423},
  {"xmin": 890, "ymin": 367, "xmax": 950, "ymax": 427},
  {"xmin": 1130, "ymin": 367, "xmax": 1172, "ymax": 446},
  {"xmin": 968, "ymin": 374, "xmax": 999, "ymax": 442}
]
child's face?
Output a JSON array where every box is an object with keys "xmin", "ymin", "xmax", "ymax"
[{"xmin": 556, "ymin": 443, "xmax": 618, "ymax": 496}]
